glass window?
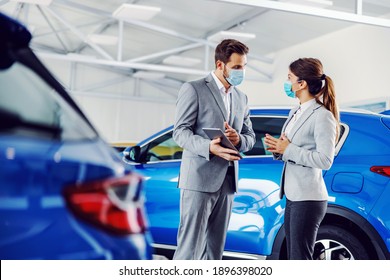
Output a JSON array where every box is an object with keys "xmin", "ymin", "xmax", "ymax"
[
  {"xmin": 144, "ymin": 131, "xmax": 183, "ymax": 162},
  {"xmin": 0, "ymin": 63, "xmax": 97, "ymax": 141},
  {"xmin": 244, "ymin": 116, "xmax": 286, "ymax": 156}
]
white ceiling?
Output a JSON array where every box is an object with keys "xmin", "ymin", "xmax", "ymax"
[{"xmin": 1, "ymin": 0, "xmax": 390, "ymax": 102}]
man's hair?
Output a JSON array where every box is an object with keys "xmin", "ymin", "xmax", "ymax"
[{"xmin": 214, "ymin": 39, "xmax": 249, "ymax": 66}]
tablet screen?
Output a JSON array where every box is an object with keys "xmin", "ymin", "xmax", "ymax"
[{"xmin": 202, "ymin": 128, "xmax": 242, "ymax": 158}]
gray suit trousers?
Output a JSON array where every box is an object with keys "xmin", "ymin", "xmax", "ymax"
[{"xmin": 173, "ymin": 167, "xmax": 235, "ymax": 260}]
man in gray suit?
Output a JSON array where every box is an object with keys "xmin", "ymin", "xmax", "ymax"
[{"xmin": 172, "ymin": 39, "xmax": 256, "ymax": 260}]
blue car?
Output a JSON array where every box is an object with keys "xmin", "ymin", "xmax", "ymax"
[
  {"xmin": 124, "ymin": 107, "xmax": 390, "ymax": 260},
  {"xmin": 0, "ymin": 13, "xmax": 152, "ymax": 260}
]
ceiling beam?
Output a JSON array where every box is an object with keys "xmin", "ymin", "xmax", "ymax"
[
  {"xmin": 122, "ymin": 18, "xmax": 273, "ymax": 64},
  {"xmin": 37, "ymin": 52, "xmax": 210, "ymax": 76},
  {"xmin": 31, "ymin": 42, "xmax": 67, "ymax": 54},
  {"xmin": 77, "ymin": 77, "xmax": 127, "ymax": 92},
  {"xmin": 34, "ymin": 19, "xmax": 114, "ymax": 38},
  {"xmin": 215, "ymin": 0, "xmax": 390, "ymax": 28},
  {"xmin": 204, "ymin": 8, "xmax": 268, "ymax": 38},
  {"xmin": 69, "ymin": 90, "xmax": 176, "ymax": 104},
  {"xmin": 74, "ymin": 20, "xmax": 116, "ymax": 53},
  {"xmin": 44, "ymin": 6, "xmax": 114, "ymax": 60},
  {"xmin": 37, "ymin": 5, "xmax": 68, "ymax": 52},
  {"xmin": 145, "ymin": 80, "xmax": 179, "ymax": 98},
  {"xmin": 127, "ymin": 43, "xmax": 203, "ymax": 63},
  {"xmin": 37, "ymin": 52, "xmax": 272, "ymax": 82}
]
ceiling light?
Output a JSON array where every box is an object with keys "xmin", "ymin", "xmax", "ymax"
[
  {"xmin": 10, "ymin": 0, "xmax": 52, "ymax": 5},
  {"xmin": 163, "ymin": 55, "xmax": 201, "ymax": 67},
  {"xmin": 207, "ymin": 31, "xmax": 256, "ymax": 43},
  {"xmin": 87, "ymin": 34, "xmax": 118, "ymax": 46},
  {"xmin": 133, "ymin": 71, "xmax": 165, "ymax": 80},
  {"xmin": 112, "ymin": 4, "xmax": 161, "ymax": 22},
  {"xmin": 281, "ymin": 0, "xmax": 333, "ymax": 8}
]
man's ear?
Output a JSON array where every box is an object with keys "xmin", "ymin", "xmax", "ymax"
[{"xmin": 216, "ymin": 60, "xmax": 224, "ymax": 71}]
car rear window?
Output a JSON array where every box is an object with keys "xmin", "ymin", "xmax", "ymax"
[{"xmin": 0, "ymin": 62, "xmax": 97, "ymax": 141}]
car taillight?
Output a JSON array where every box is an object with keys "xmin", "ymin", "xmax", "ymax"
[
  {"xmin": 63, "ymin": 173, "xmax": 147, "ymax": 235},
  {"xmin": 370, "ymin": 166, "xmax": 390, "ymax": 178}
]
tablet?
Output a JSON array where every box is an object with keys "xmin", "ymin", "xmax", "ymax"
[{"xmin": 202, "ymin": 128, "xmax": 242, "ymax": 159}]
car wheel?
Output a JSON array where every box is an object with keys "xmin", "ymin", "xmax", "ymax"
[{"xmin": 313, "ymin": 225, "xmax": 369, "ymax": 260}]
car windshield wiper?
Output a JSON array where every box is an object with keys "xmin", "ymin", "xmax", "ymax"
[{"xmin": 0, "ymin": 107, "xmax": 62, "ymax": 136}]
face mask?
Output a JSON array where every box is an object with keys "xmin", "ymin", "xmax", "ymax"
[
  {"xmin": 284, "ymin": 80, "xmax": 296, "ymax": 98},
  {"xmin": 224, "ymin": 65, "xmax": 245, "ymax": 86}
]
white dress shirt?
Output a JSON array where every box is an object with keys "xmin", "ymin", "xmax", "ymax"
[
  {"xmin": 284, "ymin": 98, "xmax": 317, "ymax": 138},
  {"xmin": 211, "ymin": 71, "xmax": 231, "ymax": 123}
]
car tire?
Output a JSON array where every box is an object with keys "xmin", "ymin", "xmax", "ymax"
[{"xmin": 314, "ymin": 225, "xmax": 369, "ymax": 260}]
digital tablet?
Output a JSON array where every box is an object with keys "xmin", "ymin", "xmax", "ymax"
[{"xmin": 202, "ymin": 128, "xmax": 242, "ymax": 159}]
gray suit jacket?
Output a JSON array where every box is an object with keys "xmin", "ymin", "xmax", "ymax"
[
  {"xmin": 173, "ymin": 73, "xmax": 256, "ymax": 193},
  {"xmin": 274, "ymin": 102, "xmax": 337, "ymax": 201}
]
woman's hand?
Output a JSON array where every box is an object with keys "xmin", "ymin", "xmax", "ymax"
[{"xmin": 264, "ymin": 133, "xmax": 290, "ymax": 154}]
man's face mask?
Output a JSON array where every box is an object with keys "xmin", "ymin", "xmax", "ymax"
[{"xmin": 224, "ymin": 64, "xmax": 245, "ymax": 86}]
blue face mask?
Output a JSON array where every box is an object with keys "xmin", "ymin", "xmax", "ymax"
[
  {"xmin": 284, "ymin": 81, "xmax": 296, "ymax": 98},
  {"xmin": 225, "ymin": 66, "xmax": 245, "ymax": 86}
]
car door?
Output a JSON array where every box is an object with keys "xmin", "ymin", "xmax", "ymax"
[
  {"xmin": 223, "ymin": 115, "xmax": 287, "ymax": 256},
  {"xmin": 132, "ymin": 131, "xmax": 183, "ymax": 246}
]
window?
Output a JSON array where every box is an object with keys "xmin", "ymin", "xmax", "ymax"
[
  {"xmin": 0, "ymin": 63, "xmax": 97, "ymax": 141},
  {"xmin": 144, "ymin": 131, "xmax": 183, "ymax": 162},
  {"xmin": 244, "ymin": 116, "xmax": 286, "ymax": 156}
]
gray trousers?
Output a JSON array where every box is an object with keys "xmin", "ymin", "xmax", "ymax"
[
  {"xmin": 284, "ymin": 199, "xmax": 327, "ymax": 260},
  {"xmin": 173, "ymin": 167, "xmax": 235, "ymax": 260}
]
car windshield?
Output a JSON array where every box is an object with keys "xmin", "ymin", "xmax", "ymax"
[{"xmin": 0, "ymin": 62, "xmax": 97, "ymax": 141}]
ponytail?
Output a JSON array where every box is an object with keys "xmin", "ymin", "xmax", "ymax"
[{"xmin": 316, "ymin": 75, "xmax": 340, "ymax": 140}]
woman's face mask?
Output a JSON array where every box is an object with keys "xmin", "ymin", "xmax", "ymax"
[{"xmin": 283, "ymin": 80, "xmax": 300, "ymax": 98}]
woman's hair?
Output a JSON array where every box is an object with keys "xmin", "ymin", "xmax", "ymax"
[
  {"xmin": 289, "ymin": 57, "xmax": 340, "ymax": 139},
  {"xmin": 214, "ymin": 39, "xmax": 249, "ymax": 66}
]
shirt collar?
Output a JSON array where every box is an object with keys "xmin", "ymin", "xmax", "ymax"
[
  {"xmin": 299, "ymin": 98, "xmax": 317, "ymax": 113},
  {"xmin": 211, "ymin": 71, "xmax": 231, "ymax": 94}
]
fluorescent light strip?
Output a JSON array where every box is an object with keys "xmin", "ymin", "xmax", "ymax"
[
  {"xmin": 87, "ymin": 34, "xmax": 118, "ymax": 46},
  {"xmin": 133, "ymin": 71, "xmax": 165, "ymax": 79},
  {"xmin": 281, "ymin": 0, "xmax": 333, "ymax": 8},
  {"xmin": 10, "ymin": 0, "xmax": 52, "ymax": 5},
  {"xmin": 207, "ymin": 31, "xmax": 256, "ymax": 42},
  {"xmin": 163, "ymin": 55, "xmax": 201, "ymax": 67},
  {"xmin": 112, "ymin": 4, "xmax": 161, "ymax": 22}
]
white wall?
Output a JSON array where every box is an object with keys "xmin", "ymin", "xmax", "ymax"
[
  {"xmin": 41, "ymin": 57, "xmax": 176, "ymax": 143},
  {"xmin": 241, "ymin": 22, "xmax": 390, "ymax": 108},
  {"xmin": 74, "ymin": 94, "xmax": 175, "ymax": 143}
]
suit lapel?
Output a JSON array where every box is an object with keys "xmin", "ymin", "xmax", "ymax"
[
  {"xmin": 288, "ymin": 102, "xmax": 321, "ymax": 140},
  {"xmin": 282, "ymin": 106, "xmax": 300, "ymax": 134},
  {"xmin": 229, "ymin": 87, "xmax": 238, "ymax": 126},
  {"xmin": 205, "ymin": 74, "xmax": 228, "ymax": 121}
]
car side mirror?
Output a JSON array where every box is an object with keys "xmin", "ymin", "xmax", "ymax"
[{"xmin": 124, "ymin": 145, "xmax": 141, "ymax": 162}]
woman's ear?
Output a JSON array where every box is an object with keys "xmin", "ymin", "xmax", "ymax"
[{"xmin": 298, "ymin": 80, "xmax": 307, "ymax": 90}]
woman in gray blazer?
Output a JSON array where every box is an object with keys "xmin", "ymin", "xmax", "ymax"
[{"xmin": 264, "ymin": 58, "xmax": 339, "ymax": 260}]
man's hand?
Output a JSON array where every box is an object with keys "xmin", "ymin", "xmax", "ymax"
[
  {"xmin": 224, "ymin": 122, "xmax": 240, "ymax": 146},
  {"xmin": 210, "ymin": 138, "xmax": 241, "ymax": 161},
  {"xmin": 264, "ymin": 133, "xmax": 290, "ymax": 154}
]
